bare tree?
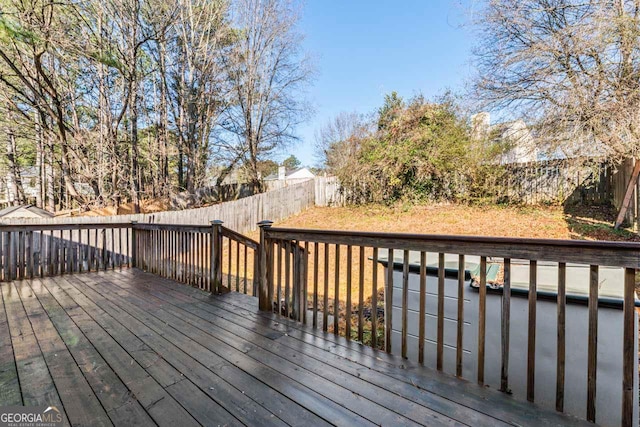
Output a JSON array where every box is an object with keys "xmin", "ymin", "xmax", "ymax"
[
  {"xmin": 314, "ymin": 111, "xmax": 372, "ymax": 172},
  {"xmin": 472, "ymin": 0, "xmax": 640, "ymax": 223},
  {"xmin": 221, "ymin": 0, "xmax": 313, "ymax": 190}
]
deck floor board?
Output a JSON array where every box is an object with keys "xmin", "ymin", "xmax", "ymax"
[{"xmin": 0, "ymin": 269, "xmax": 594, "ymax": 427}]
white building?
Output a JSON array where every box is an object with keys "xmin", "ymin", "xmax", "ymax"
[{"xmin": 472, "ymin": 112, "xmax": 540, "ymax": 164}]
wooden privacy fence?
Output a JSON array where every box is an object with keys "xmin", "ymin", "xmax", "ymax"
[
  {"xmin": 494, "ymin": 158, "xmax": 609, "ymax": 205},
  {"xmin": 0, "ymin": 223, "xmax": 132, "ymax": 281},
  {"xmin": 0, "ymin": 177, "xmax": 338, "ymax": 233},
  {"xmin": 257, "ymin": 224, "xmax": 639, "ymax": 426}
]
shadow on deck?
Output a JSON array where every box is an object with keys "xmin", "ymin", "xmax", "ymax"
[{"xmin": 0, "ymin": 269, "xmax": 592, "ymax": 426}]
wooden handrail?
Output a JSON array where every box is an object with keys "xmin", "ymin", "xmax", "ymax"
[
  {"xmin": 0, "ymin": 222, "xmax": 132, "ymax": 232},
  {"xmin": 265, "ymin": 227, "xmax": 640, "ymax": 269},
  {"xmin": 220, "ymin": 226, "xmax": 259, "ymax": 250}
]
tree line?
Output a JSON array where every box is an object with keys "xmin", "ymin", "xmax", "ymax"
[{"xmin": 0, "ymin": 0, "xmax": 311, "ymax": 212}]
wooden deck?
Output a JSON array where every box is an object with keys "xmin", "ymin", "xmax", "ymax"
[{"xmin": 0, "ymin": 269, "xmax": 593, "ymax": 426}]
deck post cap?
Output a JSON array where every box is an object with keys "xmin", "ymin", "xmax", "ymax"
[
  {"xmin": 210, "ymin": 220, "xmax": 224, "ymax": 225},
  {"xmin": 257, "ymin": 220, "xmax": 274, "ymax": 227}
]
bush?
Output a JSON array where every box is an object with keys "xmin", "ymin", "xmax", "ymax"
[{"xmin": 328, "ymin": 93, "xmax": 503, "ymax": 204}]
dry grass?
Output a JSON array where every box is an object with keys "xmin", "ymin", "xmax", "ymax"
[{"xmin": 271, "ymin": 203, "xmax": 639, "ymax": 241}]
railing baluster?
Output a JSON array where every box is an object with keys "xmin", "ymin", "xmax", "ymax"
[
  {"xmin": 437, "ymin": 252, "xmax": 445, "ymax": 371},
  {"xmin": 527, "ymin": 259, "xmax": 537, "ymax": 402},
  {"xmin": 244, "ymin": 244, "xmax": 248, "ymax": 294},
  {"xmin": 323, "ymin": 243, "xmax": 329, "ymax": 332},
  {"xmin": 276, "ymin": 241, "xmax": 282, "ymax": 315},
  {"xmin": 26, "ymin": 231, "xmax": 33, "ymax": 279},
  {"xmin": 6, "ymin": 232, "xmax": 11, "ymax": 281},
  {"xmin": 0, "ymin": 231, "xmax": 4, "ymax": 281},
  {"xmin": 371, "ymin": 247, "xmax": 378, "ymax": 349},
  {"xmin": 334, "ymin": 244, "xmax": 340, "ymax": 334},
  {"xmin": 556, "ymin": 262, "xmax": 566, "ymax": 412},
  {"xmin": 285, "ymin": 241, "xmax": 291, "ymax": 317},
  {"xmin": 266, "ymin": 237, "xmax": 274, "ymax": 311},
  {"xmin": 302, "ymin": 241, "xmax": 309, "ymax": 324},
  {"xmin": 225, "ymin": 236, "xmax": 230, "ymax": 290},
  {"xmin": 236, "ymin": 239, "xmax": 240, "ymax": 292},
  {"xmin": 111, "ymin": 227, "xmax": 115, "ymax": 270},
  {"xmin": 456, "ymin": 254, "xmax": 464, "ymax": 377},
  {"xmin": 313, "ymin": 242, "xmax": 319, "ymax": 328},
  {"xmin": 418, "ymin": 251, "xmax": 426, "ymax": 364},
  {"xmin": 119, "ymin": 227, "xmax": 123, "ymax": 269},
  {"xmin": 622, "ymin": 267, "xmax": 635, "ymax": 427},
  {"xmin": 18, "ymin": 230, "xmax": 24, "ymax": 279},
  {"xmin": 93, "ymin": 228, "xmax": 98, "ymax": 271},
  {"xmin": 385, "ymin": 248, "xmax": 394, "ymax": 353},
  {"xmin": 346, "ymin": 245, "xmax": 352, "ymax": 340},
  {"xmin": 587, "ymin": 265, "xmax": 598, "ymax": 422},
  {"xmin": 501, "ymin": 258, "xmax": 511, "ymax": 392},
  {"xmin": 478, "ymin": 255, "xmax": 487, "ymax": 384},
  {"xmin": 358, "ymin": 246, "xmax": 365, "ymax": 342},
  {"xmin": 401, "ymin": 250, "xmax": 410, "ymax": 359}
]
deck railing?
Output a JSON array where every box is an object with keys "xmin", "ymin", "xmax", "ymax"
[
  {"xmin": 132, "ymin": 222, "xmax": 259, "ymax": 296},
  {"xmin": 0, "ymin": 223, "xmax": 132, "ymax": 281},
  {"xmin": 1, "ymin": 219, "xmax": 638, "ymax": 425},
  {"xmin": 257, "ymin": 223, "xmax": 639, "ymax": 426}
]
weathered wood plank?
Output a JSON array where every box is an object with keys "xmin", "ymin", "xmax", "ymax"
[
  {"xmin": 527, "ymin": 260, "xmax": 537, "ymax": 402},
  {"xmin": 323, "ymin": 243, "xmax": 329, "ymax": 332},
  {"xmin": 385, "ymin": 248, "xmax": 394, "ymax": 353},
  {"xmin": 622, "ymin": 267, "xmax": 635, "ymax": 427},
  {"xmin": 556, "ymin": 262, "xmax": 566, "ymax": 412},
  {"xmin": 437, "ymin": 252, "xmax": 445, "ymax": 371},
  {"xmin": 75, "ymin": 273, "xmax": 350, "ymax": 427},
  {"xmin": 586, "ymin": 265, "xmax": 598, "ymax": 422},
  {"xmin": 402, "ymin": 250, "xmax": 409, "ymax": 359},
  {"xmin": 40, "ymin": 276, "xmax": 207, "ymax": 426},
  {"xmin": 501, "ymin": 258, "xmax": 511, "ymax": 393},
  {"xmin": 19, "ymin": 278, "xmax": 153, "ymax": 425},
  {"xmin": 358, "ymin": 246, "xmax": 365, "ymax": 342},
  {"xmin": 346, "ymin": 245, "xmax": 352, "ymax": 339},
  {"xmin": 456, "ymin": 254, "xmax": 464, "ymax": 377},
  {"xmin": 2, "ymin": 281, "xmax": 65, "ymax": 414},
  {"xmin": 418, "ymin": 251, "xmax": 426, "ymax": 365},
  {"xmin": 108, "ymin": 270, "xmax": 463, "ymax": 427},
  {"xmin": 478, "ymin": 256, "xmax": 487, "ymax": 384},
  {"xmin": 0, "ymin": 283, "xmax": 21, "ymax": 405},
  {"xmin": 334, "ymin": 244, "xmax": 340, "ymax": 334},
  {"xmin": 12, "ymin": 280, "xmax": 111, "ymax": 426},
  {"xmin": 135, "ymin": 269, "xmax": 589, "ymax": 427}
]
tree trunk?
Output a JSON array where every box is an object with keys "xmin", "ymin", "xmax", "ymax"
[
  {"xmin": 5, "ymin": 127, "xmax": 24, "ymax": 205},
  {"xmin": 35, "ymin": 112, "xmax": 44, "ymax": 208},
  {"xmin": 614, "ymin": 158, "xmax": 640, "ymax": 229},
  {"xmin": 46, "ymin": 133, "xmax": 55, "ymax": 212}
]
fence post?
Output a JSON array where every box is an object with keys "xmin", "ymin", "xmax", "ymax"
[
  {"xmin": 211, "ymin": 220, "xmax": 223, "ymax": 294},
  {"xmin": 257, "ymin": 220, "xmax": 273, "ymax": 311},
  {"xmin": 131, "ymin": 221, "xmax": 138, "ymax": 268}
]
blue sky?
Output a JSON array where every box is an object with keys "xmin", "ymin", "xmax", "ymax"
[{"xmin": 283, "ymin": 0, "xmax": 475, "ymax": 166}]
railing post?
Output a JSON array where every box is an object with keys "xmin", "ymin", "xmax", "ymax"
[
  {"xmin": 130, "ymin": 221, "xmax": 138, "ymax": 268},
  {"xmin": 211, "ymin": 220, "xmax": 223, "ymax": 294},
  {"xmin": 258, "ymin": 220, "xmax": 273, "ymax": 311}
]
